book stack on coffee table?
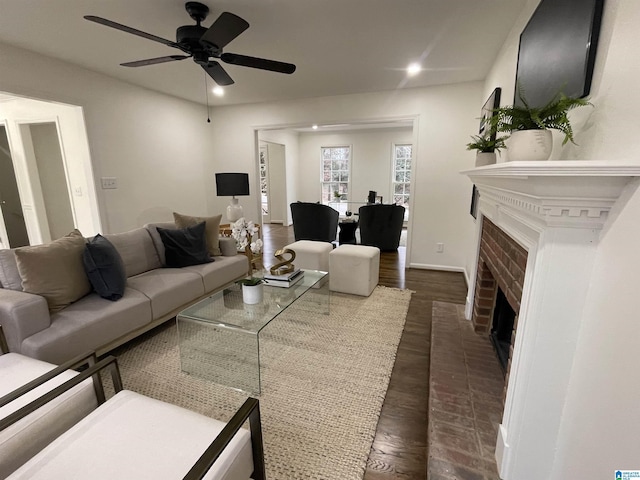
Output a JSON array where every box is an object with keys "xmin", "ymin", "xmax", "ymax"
[{"xmin": 263, "ymin": 269, "xmax": 304, "ymax": 288}]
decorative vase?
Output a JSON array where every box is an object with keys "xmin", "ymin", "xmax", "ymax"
[
  {"xmin": 506, "ymin": 130, "xmax": 553, "ymax": 161},
  {"xmin": 475, "ymin": 152, "xmax": 497, "ymax": 167},
  {"xmin": 242, "ymin": 283, "xmax": 263, "ymax": 305}
]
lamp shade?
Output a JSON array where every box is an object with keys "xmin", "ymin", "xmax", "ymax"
[{"xmin": 215, "ymin": 173, "xmax": 250, "ymax": 197}]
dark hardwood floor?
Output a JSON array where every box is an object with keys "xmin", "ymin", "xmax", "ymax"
[{"xmin": 262, "ymin": 224, "xmax": 468, "ymax": 479}]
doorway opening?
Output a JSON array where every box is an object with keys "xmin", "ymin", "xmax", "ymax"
[
  {"xmin": 0, "ymin": 125, "xmax": 29, "ymax": 248},
  {"xmin": 0, "ymin": 92, "xmax": 101, "ymax": 246}
]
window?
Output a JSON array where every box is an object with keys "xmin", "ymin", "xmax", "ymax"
[
  {"xmin": 392, "ymin": 144, "xmax": 412, "ymax": 219},
  {"xmin": 321, "ymin": 146, "xmax": 351, "ymax": 204}
]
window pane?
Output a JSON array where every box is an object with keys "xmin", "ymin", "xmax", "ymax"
[
  {"xmin": 405, "ymin": 170, "xmax": 411, "ymax": 181},
  {"xmin": 405, "ymin": 184, "xmax": 411, "ymax": 195}
]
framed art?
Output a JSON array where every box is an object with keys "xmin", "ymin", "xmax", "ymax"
[
  {"xmin": 478, "ymin": 87, "xmax": 502, "ymax": 150},
  {"xmin": 470, "ymin": 185, "xmax": 480, "ymax": 219}
]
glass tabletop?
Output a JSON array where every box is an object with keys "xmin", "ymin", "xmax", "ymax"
[{"xmin": 178, "ymin": 269, "xmax": 328, "ymax": 334}]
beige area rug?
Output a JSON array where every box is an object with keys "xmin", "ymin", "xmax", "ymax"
[{"xmin": 106, "ymin": 285, "xmax": 412, "ymax": 480}]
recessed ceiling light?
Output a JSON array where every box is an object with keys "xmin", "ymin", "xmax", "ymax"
[
  {"xmin": 312, "ymin": 124, "xmax": 318, "ymax": 130},
  {"xmin": 407, "ymin": 63, "xmax": 422, "ymax": 76},
  {"xmin": 212, "ymin": 86, "xmax": 224, "ymax": 96}
]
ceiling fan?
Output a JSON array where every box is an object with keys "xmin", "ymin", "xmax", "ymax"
[{"xmin": 84, "ymin": 1, "xmax": 296, "ymax": 86}]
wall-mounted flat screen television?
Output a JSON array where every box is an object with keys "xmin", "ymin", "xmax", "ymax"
[{"xmin": 514, "ymin": 0, "xmax": 604, "ymax": 108}]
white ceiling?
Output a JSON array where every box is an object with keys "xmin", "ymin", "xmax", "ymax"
[{"xmin": 0, "ymin": 0, "xmax": 527, "ymax": 107}]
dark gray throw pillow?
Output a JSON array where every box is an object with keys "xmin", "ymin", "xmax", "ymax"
[
  {"xmin": 157, "ymin": 222, "xmax": 213, "ymax": 268},
  {"xmin": 83, "ymin": 234, "xmax": 126, "ymax": 301}
]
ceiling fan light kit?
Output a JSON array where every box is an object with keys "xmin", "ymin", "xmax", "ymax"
[{"xmin": 84, "ymin": 2, "xmax": 296, "ymax": 87}]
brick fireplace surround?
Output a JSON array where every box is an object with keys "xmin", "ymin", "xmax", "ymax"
[
  {"xmin": 472, "ymin": 218, "xmax": 526, "ymax": 335},
  {"xmin": 462, "ymin": 160, "xmax": 640, "ymax": 480},
  {"xmin": 472, "ymin": 218, "xmax": 527, "ymax": 396}
]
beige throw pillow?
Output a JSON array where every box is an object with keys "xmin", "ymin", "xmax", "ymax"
[
  {"xmin": 15, "ymin": 230, "xmax": 91, "ymax": 313},
  {"xmin": 173, "ymin": 212, "xmax": 222, "ymax": 256}
]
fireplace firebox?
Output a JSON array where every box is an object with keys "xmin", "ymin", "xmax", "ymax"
[{"xmin": 490, "ymin": 287, "xmax": 515, "ymax": 374}]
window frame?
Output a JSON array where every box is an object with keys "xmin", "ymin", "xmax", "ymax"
[
  {"xmin": 391, "ymin": 143, "xmax": 412, "ymax": 220},
  {"xmin": 320, "ymin": 145, "xmax": 352, "ymax": 205}
]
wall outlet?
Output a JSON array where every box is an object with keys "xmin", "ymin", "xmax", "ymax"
[
  {"xmin": 437, "ymin": 242, "xmax": 444, "ymax": 253},
  {"xmin": 101, "ymin": 177, "xmax": 118, "ymax": 189},
  {"xmin": 73, "ymin": 186, "xmax": 83, "ymax": 196}
]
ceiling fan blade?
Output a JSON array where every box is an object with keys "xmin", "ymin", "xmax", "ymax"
[
  {"xmin": 121, "ymin": 55, "xmax": 190, "ymax": 67},
  {"xmin": 200, "ymin": 12, "xmax": 249, "ymax": 49},
  {"xmin": 202, "ymin": 62, "xmax": 234, "ymax": 86},
  {"xmin": 221, "ymin": 53, "xmax": 296, "ymax": 74},
  {"xmin": 84, "ymin": 15, "xmax": 182, "ymax": 50}
]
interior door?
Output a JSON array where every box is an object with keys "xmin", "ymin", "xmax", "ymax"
[
  {"xmin": 0, "ymin": 125, "xmax": 29, "ymax": 248},
  {"xmin": 259, "ymin": 144, "xmax": 271, "ymax": 223}
]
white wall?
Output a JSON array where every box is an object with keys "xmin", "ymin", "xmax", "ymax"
[
  {"xmin": 208, "ymin": 83, "xmax": 483, "ymax": 270},
  {"xmin": 482, "ymin": 0, "xmax": 640, "ymax": 477},
  {"xmin": 297, "ymin": 128, "xmax": 413, "ymax": 206},
  {"xmin": 0, "ymin": 42, "xmax": 213, "ymax": 234}
]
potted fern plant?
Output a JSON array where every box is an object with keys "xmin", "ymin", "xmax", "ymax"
[
  {"xmin": 495, "ymin": 91, "xmax": 592, "ymax": 161},
  {"xmin": 466, "ymin": 133, "xmax": 508, "ymax": 166}
]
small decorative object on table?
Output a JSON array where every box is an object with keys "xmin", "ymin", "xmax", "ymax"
[
  {"xmin": 238, "ymin": 277, "xmax": 264, "ymax": 304},
  {"xmin": 228, "ymin": 217, "xmax": 263, "ymax": 274},
  {"xmin": 269, "ymin": 248, "xmax": 296, "ymax": 276},
  {"xmin": 264, "ymin": 269, "xmax": 304, "ymax": 288}
]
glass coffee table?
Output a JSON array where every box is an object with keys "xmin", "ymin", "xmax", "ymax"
[{"xmin": 176, "ymin": 270, "xmax": 329, "ymax": 394}]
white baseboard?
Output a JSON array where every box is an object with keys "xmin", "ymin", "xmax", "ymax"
[
  {"xmin": 465, "ymin": 296, "xmax": 473, "ymax": 320},
  {"xmin": 408, "ymin": 263, "xmax": 467, "ymax": 274},
  {"xmin": 496, "ymin": 424, "xmax": 509, "ymax": 479}
]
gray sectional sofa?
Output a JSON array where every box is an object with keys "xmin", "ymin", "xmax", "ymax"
[{"xmin": 0, "ymin": 222, "xmax": 248, "ymax": 364}]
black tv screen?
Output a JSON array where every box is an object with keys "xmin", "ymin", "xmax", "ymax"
[{"xmin": 514, "ymin": 0, "xmax": 604, "ymax": 108}]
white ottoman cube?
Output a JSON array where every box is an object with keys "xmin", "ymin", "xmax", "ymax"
[
  {"xmin": 329, "ymin": 245, "xmax": 380, "ymax": 296},
  {"xmin": 285, "ymin": 240, "xmax": 333, "ymax": 273}
]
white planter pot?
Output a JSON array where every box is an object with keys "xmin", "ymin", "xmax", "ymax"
[
  {"xmin": 242, "ymin": 283, "xmax": 263, "ymax": 305},
  {"xmin": 507, "ymin": 130, "xmax": 553, "ymax": 161},
  {"xmin": 475, "ymin": 152, "xmax": 497, "ymax": 167}
]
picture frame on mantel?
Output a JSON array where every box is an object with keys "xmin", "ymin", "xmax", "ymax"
[
  {"xmin": 470, "ymin": 185, "xmax": 479, "ymax": 219},
  {"xmin": 479, "ymin": 87, "xmax": 502, "ymax": 149}
]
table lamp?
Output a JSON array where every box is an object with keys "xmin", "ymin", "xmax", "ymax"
[{"xmin": 215, "ymin": 172, "xmax": 250, "ymax": 222}]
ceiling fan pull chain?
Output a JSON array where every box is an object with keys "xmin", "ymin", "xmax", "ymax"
[{"xmin": 204, "ymin": 71, "xmax": 211, "ymax": 123}]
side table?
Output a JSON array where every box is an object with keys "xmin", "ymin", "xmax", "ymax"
[{"xmin": 338, "ymin": 220, "xmax": 358, "ymax": 245}]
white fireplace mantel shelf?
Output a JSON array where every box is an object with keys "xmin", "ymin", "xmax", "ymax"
[
  {"xmin": 460, "ymin": 159, "xmax": 640, "ymax": 178},
  {"xmin": 462, "ymin": 160, "xmax": 640, "ymax": 230}
]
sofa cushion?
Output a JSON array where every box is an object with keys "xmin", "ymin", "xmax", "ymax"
[
  {"xmin": 0, "ymin": 249, "xmax": 22, "ymax": 291},
  {"xmin": 157, "ymin": 222, "xmax": 212, "ymax": 268},
  {"xmin": 126, "ymin": 269, "xmax": 204, "ymax": 320},
  {"xmin": 183, "ymin": 255, "xmax": 249, "ymax": 292},
  {"xmin": 174, "ymin": 212, "xmax": 222, "ymax": 256},
  {"xmin": 0, "ymin": 353, "xmax": 98, "ymax": 478},
  {"xmin": 83, "ymin": 235, "xmax": 126, "ymax": 301},
  {"xmin": 14, "ymin": 230, "xmax": 91, "ymax": 313},
  {"xmin": 20, "ymin": 288, "xmax": 152, "ymax": 365},
  {"xmin": 104, "ymin": 228, "xmax": 161, "ymax": 278}
]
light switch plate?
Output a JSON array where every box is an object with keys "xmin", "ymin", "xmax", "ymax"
[{"xmin": 101, "ymin": 177, "xmax": 117, "ymax": 189}]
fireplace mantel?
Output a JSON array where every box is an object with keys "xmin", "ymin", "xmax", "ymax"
[
  {"xmin": 462, "ymin": 160, "xmax": 640, "ymax": 230},
  {"xmin": 462, "ymin": 160, "xmax": 640, "ymax": 480}
]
